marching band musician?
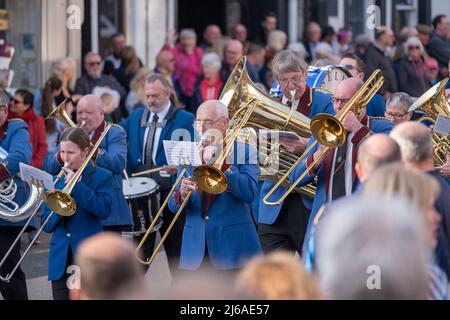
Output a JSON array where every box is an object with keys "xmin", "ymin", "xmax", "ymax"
[
  {"xmin": 45, "ymin": 94, "xmax": 132, "ymax": 233},
  {"xmin": 283, "ymin": 78, "xmax": 394, "ymax": 256},
  {"xmin": 0, "ymin": 93, "xmax": 33, "ymax": 300},
  {"xmin": 42, "ymin": 128, "xmax": 113, "ymax": 300},
  {"xmin": 168, "ymin": 100, "xmax": 262, "ymax": 272},
  {"xmin": 120, "ymin": 74, "xmax": 194, "ymax": 275},
  {"xmin": 257, "ymin": 50, "xmax": 334, "ymax": 257}
]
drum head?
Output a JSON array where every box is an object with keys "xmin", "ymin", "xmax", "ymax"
[{"xmin": 123, "ymin": 177, "xmax": 159, "ymax": 199}]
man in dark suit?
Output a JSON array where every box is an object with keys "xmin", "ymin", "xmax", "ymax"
[{"xmin": 120, "ymin": 74, "xmax": 194, "ymax": 276}]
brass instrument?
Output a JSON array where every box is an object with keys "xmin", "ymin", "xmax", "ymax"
[
  {"xmin": 0, "ymin": 124, "xmax": 111, "ymax": 282},
  {"xmin": 408, "ymin": 78, "xmax": 450, "ymax": 166},
  {"xmin": 219, "ymin": 56, "xmax": 316, "ymax": 198},
  {"xmin": 46, "ymin": 99, "xmax": 77, "ymax": 128},
  {"xmin": 263, "ymin": 69, "xmax": 384, "ymax": 206}
]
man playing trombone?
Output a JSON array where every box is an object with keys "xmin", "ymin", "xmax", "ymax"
[
  {"xmin": 281, "ymin": 78, "xmax": 394, "ymax": 255},
  {"xmin": 45, "ymin": 94, "xmax": 132, "ymax": 233},
  {"xmin": 168, "ymin": 100, "xmax": 262, "ymax": 273},
  {"xmin": 0, "ymin": 93, "xmax": 33, "ymax": 300}
]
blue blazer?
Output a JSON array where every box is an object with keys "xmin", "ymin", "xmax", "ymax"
[
  {"xmin": 281, "ymin": 117, "xmax": 394, "ymax": 254},
  {"xmin": 168, "ymin": 143, "xmax": 262, "ymax": 270},
  {"xmin": 45, "ymin": 123, "xmax": 132, "ymax": 227},
  {"xmin": 366, "ymin": 94, "xmax": 386, "ymax": 117},
  {"xmin": 0, "ymin": 119, "xmax": 34, "ymax": 229},
  {"xmin": 257, "ymin": 89, "xmax": 334, "ymax": 225},
  {"xmin": 120, "ymin": 105, "xmax": 195, "ymax": 173},
  {"xmin": 42, "ymin": 163, "xmax": 113, "ymax": 281}
]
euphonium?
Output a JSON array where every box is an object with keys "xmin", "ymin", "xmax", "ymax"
[{"xmin": 409, "ymin": 78, "xmax": 450, "ymax": 166}]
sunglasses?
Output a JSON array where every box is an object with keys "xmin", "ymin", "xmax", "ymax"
[
  {"xmin": 88, "ymin": 61, "xmax": 102, "ymax": 66},
  {"xmin": 408, "ymin": 46, "xmax": 420, "ymax": 50}
]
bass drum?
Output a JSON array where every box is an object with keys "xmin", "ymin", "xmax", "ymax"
[{"xmin": 307, "ymin": 65, "xmax": 352, "ymax": 94}]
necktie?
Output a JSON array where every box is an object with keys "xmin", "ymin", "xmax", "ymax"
[
  {"xmin": 145, "ymin": 114, "xmax": 159, "ymax": 166},
  {"xmin": 286, "ymin": 100, "xmax": 292, "ymax": 107},
  {"xmin": 331, "ymin": 143, "xmax": 347, "ymax": 200}
]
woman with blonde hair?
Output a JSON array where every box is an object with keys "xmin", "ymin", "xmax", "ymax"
[
  {"xmin": 363, "ymin": 163, "xmax": 448, "ymax": 299},
  {"xmin": 235, "ymin": 251, "xmax": 322, "ymax": 300},
  {"xmin": 125, "ymin": 67, "xmax": 153, "ymax": 114}
]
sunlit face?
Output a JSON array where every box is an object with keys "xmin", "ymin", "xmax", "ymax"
[
  {"xmin": 76, "ymin": 101, "xmax": 104, "ymax": 134},
  {"xmin": 340, "ymin": 57, "xmax": 364, "ymax": 80},
  {"xmin": 195, "ymin": 107, "xmax": 228, "ymax": 140},
  {"xmin": 84, "ymin": 54, "xmax": 102, "ymax": 78},
  {"xmin": 384, "ymin": 104, "xmax": 411, "ymax": 125},
  {"xmin": 60, "ymin": 140, "xmax": 89, "ymax": 171},
  {"xmin": 202, "ymin": 64, "xmax": 220, "ymax": 80},
  {"xmin": 10, "ymin": 94, "xmax": 29, "ymax": 115},
  {"xmin": 145, "ymin": 80, "xmax": 170, "ymax": 113},
  {"xmin": 277, "ymin": 71, "xmax": 306, "ymax": 100}
]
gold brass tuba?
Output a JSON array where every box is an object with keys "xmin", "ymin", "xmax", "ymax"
[
  {"xmin": 263, "ymin": 69, "xmax": 384, "ymax": 206},
  {"xmin": 46, "ymin": 99, "xmax": 77, "ymax": 128},
  {"xmin": 220, "ymin": 56, "xmax": 317, "ymax": 198},
  {"xmin": 408, "ymin": 78, "xmax": 450, "ymax": 166}
]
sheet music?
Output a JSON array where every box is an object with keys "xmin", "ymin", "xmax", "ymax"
[
  {"xmin": 20, "ymin": 162, "xmax": 55, "ymax": 191},
  {"xmin": 163, "ymin": 140, "xmax": 202, "ymax": 166},
  {"xmin": 433, "ymin": 115, "xmax": 450, "ymax": 136}
]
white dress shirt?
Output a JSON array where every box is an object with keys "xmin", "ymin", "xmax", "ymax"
[
  {"xmin": 142, "ymin": 102, "xmax": 171, "ymax": 164},
  {"xmin": 327, "ymin": 132, "xmax": 355, "ymax": 201}
]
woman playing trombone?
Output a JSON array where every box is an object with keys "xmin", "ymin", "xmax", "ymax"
[{"xmin": 41, "ymin": 128, "xmax": 113, "ymax": 300}]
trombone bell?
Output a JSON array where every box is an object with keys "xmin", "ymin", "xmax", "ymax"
[
  {"xmin": 310, "ymin": 114, "xmax": 346, "ymax": 148},
  {"xmin": 193, "ymin": 166, "xmax": 228, "ymax": 195},
  {"xmin": 43, "ymin": 190, "xmax": 77, "ymax": 217}
]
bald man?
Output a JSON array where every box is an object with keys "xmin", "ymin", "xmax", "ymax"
[
  {"xmin": 283, "ymin": 77, "xmax": 394, "ymax": 255},
  {"xmin": 390, "ymin": 121, "xmax": 450, "ymax": 277},
  {"xmin": 221, "ymin": 39, "xmax": 261, "ymax": 84},
  {"xmin": 71, "ymin": 233, "xmax": 150, "ymax": 300},
  {"xmin": 45, "ymin": 94, "xmax": 132, "ymax": 233},
  {"xmin": 168, "ymin": 99, "xmax": 262, "ymax": 272},
  {"xmin": 355, "ymin": 134, "xmax": 401, "ymax": 182}
]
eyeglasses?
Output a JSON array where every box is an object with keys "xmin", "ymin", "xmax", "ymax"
[
  {"xmin": 408, "ymin": 46, "xmax": 420, "ymax": 50},
  {"xmin": 278, "ymin": 75, "xmax": 304, "ymax": 86},
  {"xmin": 193, "ymin": 117, "xmax": 225, "ymax": 128},
  {"xmin": 385, "ymin": 111, "xmax": 408, "ymax": 119},
  {"xmin": 331, "ymin": 97, "xmax": 350, "ymax": 105},
  {"xmin": 88, "ymin": 61, "xmax": 102, "ymax": 66},
  {"xmin": 12, "ymin": 98, "xmax": 23, "ymax": 104}
]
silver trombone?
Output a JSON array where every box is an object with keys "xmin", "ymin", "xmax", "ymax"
[{"xmin": 0, "ymin": 167, "xmax": 67, "ymax": 283}]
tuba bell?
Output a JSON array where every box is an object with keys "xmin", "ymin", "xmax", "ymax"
[{"xmin": 409, "ymin": 78, "xmax": 450, "ymax": 166}]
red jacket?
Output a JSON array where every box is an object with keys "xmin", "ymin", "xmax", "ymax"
[{"xmin": 8, "ymin": 107, "xmax": 48, "ymax": 169}]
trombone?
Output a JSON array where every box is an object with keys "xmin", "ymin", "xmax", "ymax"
[
  {"xmin": 136, "ymin": 102, "xmax": 258, "ymax": 265},
  {"xmin": 0, "ymin": 124, "xmax": 112, "ymax": 283},
  {"xmin": 263, "ymin": 69, "xmax": 384, "ymax": 206}
]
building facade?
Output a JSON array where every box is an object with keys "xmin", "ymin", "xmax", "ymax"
[{"xmin": 1, "ymin": 0, "xmax": 448, "ymax": 90}]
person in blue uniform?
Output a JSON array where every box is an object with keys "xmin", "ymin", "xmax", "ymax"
[
  {"xmin": 45, "ymin": 94, "xmax": 132, "ymax": 234},
  {"xmin": 42, "ymin": 128, "xmax": 113, "ymax": 300},
  {"xmin": 0, "ymin": 96, "xmax": 33, "ymax": 300},
  {"xmin": 272, "ymin": 78, "xmax": 394, "ymax": 256},
  {"xmin": 168, "ymin": 99, "xmax": 262, "ymax": 272},
  {"xmin": 120, "ymin": 74, "xmax": 194, "ymax": 275},
  {"xmin": 257, "ymin": 50, "xmax": 334, "ymax": 257}
]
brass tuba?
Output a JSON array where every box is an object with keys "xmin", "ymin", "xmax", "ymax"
[
  {"xmin": 408, "ymin": 78, "xmax": 450, "ymax": 166},
  {"xmin": 220, "ymin": 56, "xmax": 316, "ymax": 198}
]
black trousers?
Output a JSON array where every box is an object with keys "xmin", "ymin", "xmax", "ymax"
[
  {"xmin": 0, "ymin": 227, "xmax": 29, "ymax": 300},
  {"xmin": 51, "ymin": 250, "xmax": 73, "ymax": 301},
  {"xmin": 258, "ymin": 193, "xmax": 311, "ymax": 256}
]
